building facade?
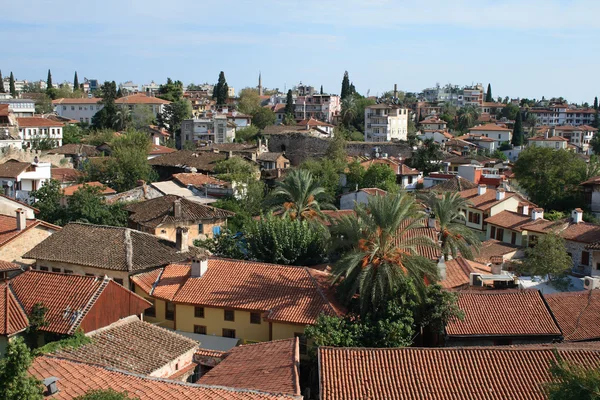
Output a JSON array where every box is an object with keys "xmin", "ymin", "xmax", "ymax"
[{"xmin": 364, "ymin": 104, "xmax": 409, "ymax": 142}]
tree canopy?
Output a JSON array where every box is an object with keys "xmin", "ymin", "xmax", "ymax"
[
  {"xmin": 519, "ymin": 233, "xmax": 573, "ymax": 290},
  {"xmin": 485, "ymin": 83, "xmax": 493, "ymax": 102},
  {"xmin": 157, "ymin": 78, "xmax": 184, "ymax": 102},
  {"xmin": 0, "ymin": 337, "xmax": 43, "ymax": 400},
  {"xmin": 213, "ymin": 71, "xmax": 229, "ymax": 105},
  {"xmin": 251, "ymin": 107, "xmax": 276, "ymax": 129},
  {"xmin": 545, "ymin": 352, "xmax": 600, "ymax": 400},
  {"xmin": 512, "ymin": 110, "xmax": 524, "ymax": 146},
  {"xmin": 237, "ymin": 88, "xmax": 261, "ymax": 115}
]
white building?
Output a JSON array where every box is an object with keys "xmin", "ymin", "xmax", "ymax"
[
  {"xmin": 52, "ymin": 98, "xmax": 103, "ymax": 124},
  {"xmin": 419, "ymin": 130, "xmax": 453, "ymax": 145},
  {"xmin": 1, "ymin": 78, "xmax": 27, "ymax": 94},
  {"xmin": 0, "ymin": 160, "xmax": 52, "ymax": 203},
  {"xmin": 294, "ymin": 94, "xmax": 341, "ymax": 124},
  {"xmin": 142, "ymin": 81, "xmax": 160, "ymax": 95},
  {"xmin": 181, "ymin": 115, "xmax": 234, "ymax": 145},
  {"xmin": 0, "ymin": 99, "xmax": 35, "ymax": 117},
  {"xmin": 468, "ymin": 124, "xmax": 512, "ymax": 147},
  {"xmin": 115, "ymin": 94, "xmax": 170, "ymax": 118},
  {"xmin": 119, "ymin": 81, "xmax": 139, "ymax": 94},
  {"xmin": 340, "ymin": 188, "xmax": 387, "ymax": 210},
  {"xmin": 364, "ymin": 104, "xmax": 409, "ymax": 142},
  {"xmin": 16, "ymin": 117, "xmax": 63, "ymax": 148},
  {"xmin": 528, "ymin": 135, "xmax": 568, "ymax": 150}
]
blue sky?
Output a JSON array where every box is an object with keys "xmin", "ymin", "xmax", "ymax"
[{"xmin": 3, "ymin": 0, "xmax": 599, "ymax": 103}]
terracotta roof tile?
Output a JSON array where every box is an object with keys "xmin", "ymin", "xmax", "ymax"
[
  {"xmin": 0, "ymin": 160, "xmax": 32, "ymax": 178},
  {"xmin": 16, "ymin": 117, "xmax": 63, "ymax": 128},
  {"xmin": 441, "ymin": 257, "xmax": 491, "ymax": 289},
  {"xmin": 424, "ymin": 176, "xmax": 479, "ymax": 193},
  {"xmin": 458, "ymin": 188, "xmax": 520, "ymax": 212},
  {"xmin": 257, "ymin": 152, "xmax": 287, "ymax": 162},
  {"xmin": 49, "ymin": 143, "xmax": 101, "ymax": 156},
  {"xmin": 52, "ymin": 98, "xmax": 102, "ymax": 105},
  {"xmin": 469, "ymin": 123, "xmax": 512, "ymax": 132},
  {"xmin": 200, "ymin": 339, "xmax": 300, "ymax": 396},
  {"xmin": 0, "ymin": 282, "xmax": 29, "ymax": 336},
  {"xmin": 148, "ymin": 150, "xmax": 227, "ymax": 173},
  {"xmin": 53, "ymin": 316, "xmax": 199, "ymax": 375},
  {"xmin": 0, "ymin": 260, "xmax": 21, "ymax": 272},
  {"xmin": 62, "ymin": 182, "xmax": 117, "ymax": 196},
  {"xmin": 359, "ymin": 188, "xmax": 387, "ymax": 196},
  {"xmin": 30, "ymin": 356, "xmax": 299, "ymax": 399},
  {"xmin": 446, "ymin": 290, "xmax": 561, "ymax": 337},
  {"xmin": 115, "ymin": 93, "xmax": 171, "ymax": 105},
  {"xmin": 545, "ymin": 291, "xmax": 600, "ymax": 342},
  {"xmin": 319, "ymin": 346, "xmax": 600, "ymax": 400},
  {"xmin": 149, "ymin": 144, "xmax": 177, "ymax": 155},
  {"xmin": 51, "ymin": 168, "xmax": 84, "ymax": 183},
  {"xmin": 23, "ymin": 223, "xmax": 203, "ymax": 272},
  {"xmin": 561, "ymin": 222, "xmax": 600, "ymax": 244},
  {"xmin": 125, "ymin": 195, "xmax": 234, "ymax": 229},
  {"xmin": 173, "ymin": 173, "xmax": 228, "ymax": 187},
  {"xmin": 484, "ymin": 210, "xmax": 537, "ymax": 231},
  {"xmin": 0, "ymin": 215, "xmax": 39, "ymax": 246}
]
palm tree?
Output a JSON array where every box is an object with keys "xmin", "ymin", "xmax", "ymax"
[
  {"xmin": 421, "ymin": 192, "xmax": 481, "ymax": 260},
  {"xmin": 330, "ymin": 192, "xmax": 438, "ymax": 316},
  {"xmin": 113, "ymin": 106, "xmax": 131, "ymax": 131},
  {"xmin": 267, "ymin": 169, "xmax": 335, "ymax": 221}
]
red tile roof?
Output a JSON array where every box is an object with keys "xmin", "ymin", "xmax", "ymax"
[
  {"xmin": 475, "ymin": 239, "xmax": 521, "ymax": 263},
  {"xmin": 359, "ymin": 188, "xmax": 387, "ymax": 196},
  {"xmin": 9, "ymin": 270, "xmax": 150, "ymax": 334},
  {"xmin": 115, "ymin": 93, "xmax": 171, "ymax": 105},
  {"xmin": 30, "ymin": 356, "xmax": 299, "ymax": 400},
  {"xmin": 446, "ymin": 290, "xmax": 561, "ymax": 337},
  {"xmin": 319, "ymin": 346, "xmax": 600, "ymax": 400},
  {"xmin": 16, "ymin": 117, "xmax": 63, "ymax": 128},
  {"xmin": 173, "ymin": 172, "xmax": 228, "ymax": 187},
  {"xmin": 51, "ymin": 168, "xmax": 84, "ymax": 183},
  {"xmin": 200, "ymin": 339, "xmax": 300, "ymax": 396},
  {"xmin": 149, "ymin": 144, "xmax": 177, "ymax": 155},
  {"xmin": 62, "ymin": 181, "xmax": 117, "ymax": 196},
  {"xmin": 469, "ymin": 123, "xmax": 511, "ymax": 132},
  {"xmin": 0, "ymin": 260, "xmax": 20, "ymax": 272},
  {"xmin": 132, "ymin": 258, "xmax": 341, "ymax": 325},
  {"xmin": 296, "ymin": 117, "xmax": 333, "ymax": 127},
  {"xmin": 484, "ymin": 210, "xmax": 550, "ymax": 232},
  {"xmin": 545, "ymin": 291, "xmax": 600, "ymax": 342},
  {"xmin": 0, "ymin": 215, "xmax": 39, "ymax": 246},
  {"xmin": 441, "ymin": 257, "xmax": 491, "ymax": 289},
  {"xmin": 0, "ymin": 160, "xmax": 33, "ymax": 179},
  {"xmin": 0, "ymin": 104, "xmax": 9, "ymax": 117},
  {"xmin": 458, "ymin": 188, "xmax": 521, "ymax": 212},
  {"xmin": 0, "ymin": 282, "xmax": 29, "ymax": 336},
  {"xmin": 529, "ymin": 135, "xmax": 569, "ymax": 142},
  {"xmin": 52, "ymin": 98, "xmax": 101, "ymax": 104},
  {"xmin": 561, "ymin": 222, "xmax": 600, "ymax": 244}
]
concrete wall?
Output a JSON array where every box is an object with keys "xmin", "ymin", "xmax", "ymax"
[
  {"xmin": 151, "ymin": 218, "xmax": 228, "ymax": 245},
  {"xmin": 0, "ymin": 197, "xmax": 36, "ymax": 219},
  {"xmin": 33, "ymin": 260, "xmax": 131, "ymax": 287},
  {"xmin": 0, "ymin": 147, "xmax": 71, "ymax": 167},
  {"xmin": 2, "ymin": 225, "xmax": 57, "ymax": 266}
]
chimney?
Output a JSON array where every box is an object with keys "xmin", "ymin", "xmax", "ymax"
[
  {"xmin": 43, "ymin": 377, "xmax": 59, "ymax": 396},
  {"xmin": 572, "ymin": 208, "xmax": 583, "ymax": 224},
  {"xmin": 428, "ymin": 213, "xmax": 436, "ymax": 229},
  {"xmin": 522, "ymin": 204, "xmax": 529, "ymax": 216},
  {"xmin": 173, "ymin": 198, "xmax": 182, "ymax": 219},
  {"xmin": 495, "ymin": 188, "xmax": 505, "ymax": 201},
  {"xmin": 531, "ymin": 208, "xmax": 544, "ymax": 221},
  {"xmin": 477, "ymin": 185, "xmax": 487, "ymax": 196},
  {"xmin": 437, "ymin": 255, "xmax": 447, "ymax": 281},
  {"xmin": 544, "ymin": 130, "xmax": 549, "ymax": 139},
  {"xmin": 490, "ymin": 256, "xmax": 504, "ymax": 275},
  {"xmin": 190, "ymin": 255, "xmax": 209, "ymax": 278},
  {"xmin": 15, "ymin": 208, "xmax": 26, "ymax": 231},
  {"xmin": 176, "ymin": 227, "xmax": 189, "ymax": 252},
  {"xmin": 393, "ymin": 84, "xmax": 398, "ymax": 98},
  {"xmin": 550, "ymin": 126, "xmax": 556, "ymax": 137}
]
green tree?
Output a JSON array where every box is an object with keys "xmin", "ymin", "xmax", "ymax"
[
  {"xmin": 594, "ymin": 97, "xmax": 598, "ymax": 111},
  {"xmin": 266, "ymin": 169, "xmax": 335, "ymax": 220},
  {"xmin": 282, "ymin": 113, "xmax": 296, "ymax": 126},
  {"xmin": 545, "ymin": 352, "xmax": 600, "ymax": 400},
  {"xmin": 299, "ymin": 158, "xmax": 342, "ymax": 200},
  {"xmin": 346, "ymin": 159, "xmax": 366, "ymax": 190},
  {"xmin": 251, "ymin": 107, "xmax": 276, "ymax": 129},
  {"xmin": 103, "ymin": 130, "xmax": 154, "ymax": 192},
  {"xmin": 285, "ymin": 89, "xmax": 294, "ymax": 116},
  {"xmin": 195, "ymin": 229, "xmax": 247, "ymax": 260},
  {"xmin": 0, "ymin": 337, "xmax": 44, "ymax": 400},
  {"xmin": 131, "ymin": 104, "xmax": 155, "ymax": 129},
  {"xmin": 46, "ymin": 69, "xmax": 52, "ymax": 89},
  {"xmin": 320, "ymin": 85, "xmax": 323, "ymax": 95},
  {"xmin": 92, "ymin": 81, "xmax": 118, "ymax": 129},
  {"xmin": 456, "ymin": 105, "xmax": 480, "ymax": 132},
  {"xmin": 421, "ymin": 192, "xmax": 481, "ymax": 260},
  {"xmin": 237, "ymin": 88, "xmax": 261, "ymax": 115},
  {"xmin": 501, "ymin": 103, "xmax": 520, "ymax": 120},
  {"xmin": 213, "ymin": 71, "xmax": 228, "ymax": 105},
  {"xmin": 113, "ymin": 107, "xmax": 131, "ymax": 131},
  {"xmin": 74, "ymin": 71, "xmax": 79, "ymax": 90},
  {"xmin": 0, "ymin": 70, "xmax": 4, "ymax": 93},
  {"xmin": 512, "ymin": 111, "xmax": 524, "ymax": 146},
  {"xmin": 492, "ymin": 149, "xmax": 508, "ymax": 161},
  {"xmin": 24, "ymin": 303, "xmax": 48, "ymax": 349},
  {"xmin": 330, "ymin": 193, "xmax": 438, "ymax": 316},
  {"xmin": 245, "ymin": 214, "xmax": 329, "ymax": 266},
  {"xmin": 74, "ymin": 389, "xmax": 139, "ymax": 400},
  {"xmin": 157, "ymin": 78, "xmax": 184, "ymax": 102},
  {"xmin": 34, "ymin": 94, "xmax": 53, "ymax": 114},
  {"xmin": 340, "ymin": 71, "xmax": 351, "ymax": 100},
  {"xmin": 408, "ymin": 138, "xmax": 443, "ymax": 174},
  {"xmin": 485, "ymin": 83, "xmax": 493, "ymax": 102},
  {"xmin": 9, "ymin": 72, "xmax": 16, "ymax": 97},
  {"xmin": 214, "ymin": 156, "xmax": 258, "ymax": 183},
  {"xmin": 157, "ymin": 98, "xmax": 192, "ymax": 138},
  {"xmin": 519, "ymin": 233, "xmax": 573, "ymax": 290},
  {"xmin": 67, "ymin": 185, "xmax": 128, "ymax": 226},
  {"xmin": 31, "ymin": 179, "xmax": 66, "ymax": 224},
  {"xmin": 513, "ymin": 146, "xmax": 586, "ymax": 210},
  {"xmin": 362, "ymin": 164, "xmax": 398, "ymax": 192},
  {"xmin": 592, "ymin": 111, "xmax": 600, "ymax": 130},
  {"xmin": 234, "ymin": 125, "xmax": 260, "ymax": 143}
]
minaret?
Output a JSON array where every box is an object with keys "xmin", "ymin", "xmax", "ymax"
[{"xmin": 258, "ymin": 72, "xmax": 263, "ymax": 96}]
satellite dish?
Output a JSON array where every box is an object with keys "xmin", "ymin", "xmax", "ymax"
[{"xmin": 7, "ymin": 181, "xmax": 13, "ymax": 187}]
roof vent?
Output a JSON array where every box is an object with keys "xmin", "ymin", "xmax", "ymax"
[{"xmin": 43, "ymin": 377, "xmax": 59, "ymax": 396}]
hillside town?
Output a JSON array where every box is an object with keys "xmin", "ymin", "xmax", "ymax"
[{"xmin": 2, "ymin": 64, "xmax": 600, "ymax": 398}]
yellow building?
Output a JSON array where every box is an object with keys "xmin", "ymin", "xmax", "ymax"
[{"xmin": 131, "ymin": 257, "xmax": 341, "ymax": 345}]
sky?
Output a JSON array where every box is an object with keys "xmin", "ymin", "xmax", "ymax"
[{"xmin": 3, "ymin": 0, "xmax": 600, "ymax": 103}]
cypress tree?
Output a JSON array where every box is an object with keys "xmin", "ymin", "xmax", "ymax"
[
  {"xmin": 285, "ymin": 89, "xmax": 294, "ymax": 116},
  {"xmin": 0, "ymin": 70, "xmax": 4, "ymax": 93},
  {"xmin": 220, "ymin": 81, "xmax": 229, "ymax": 105},
  {"xmin": 9, "ymin": 72, "xmax": 16, "ymax": 97},
  {"xmin": 46, "ymin": 69, "xmax": 53, "ymax": 89},
  {"xmin": 594, "ymin": 96, "xmax": 598, "ymax": 111},
  {"xmin": 341, "ymin": 71, "xmax": 350, "ymax": 100},
  {"xmin": 512, "ymin": 111, "xmax": 524, "ymax": 146},
  {"xmin": 73, "ymin": 71, "xmax": 79, "ymax": 90},
  {"xmin": 213, "ymin": 71, "xmax": 228, "ymax": 104},
  {"xmin": 593, "ymin": 111, "xmax": 600, "ymax": 129},
  {"xmin": 485, "ymin": 83, "xmax": 493, "ymax": 102},
  {"xmin": 320, "ymin": 85, "xmax": 323, "ymax": 95}
]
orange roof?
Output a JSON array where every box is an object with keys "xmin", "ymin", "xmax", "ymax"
[
  {"xmin": 359, "ymin": 188, "xmax": 387, "ymax": 196},
  {"xmin": 16, "ymin": 117, "xmax": 63, "ymax": 128},
  {"xmin": 458, "ymin": 188, "xmax": 520, "ymax": 212},
  {"xmin": 0, "ymin": 260, "xmax": 21, "ymax": 272},
  {"xmin": 172, "ymin": 173, "xmax": 228, "ymax": 187},
  {"xmin": 581, "ymin": 176, "xmax": 600, "ymax": 186},
  {"xmin": 52, "ymin": 98, "xmax": 101, "ymax": 105},
  {"xmin": 561, "ymin": 222, "xmax": 600, "ymax": 244},
  {"xmin": 446, "ymin": 290, "xmax": 561, "ymax": 337},
  {"xmin": 469, "ymin": 123, "xmax": 511, "ymax": 132},
  {"xmin": 149, "ymin": 144, "xmax": 177, "ymax": 155},
  {"xmin": 474, "ymin": 240, "xmax": 521, "ymax": 263},
  {"xmin": 528, "ymin": 135, "xmax": 568, "ymax": 142},
  {"xmin": 0, "ymin": 215, "xmax": 55, "ymax": 247},
  {"xmin": 115, "ymin": 93, "xmax": 171, "ymax": 105},
  {"xmin": 318, "ymin": 346, "xmax": 600, "ymax": 400},
  {"xmin": 200, "ymin": 339, "xmax": 300, "ymax": 396},
  {"xmin": 51, "ymin": 168, "xmax": 84, "ymax": 183},
  {"xmin": 296, "ymin": 117, "xmax": 333, "ymax": 127},
  {"xmin": 132, "ymin": 258, "xmax": 341, "ymax": 325},
  {"xmin": 62, "ymin": 181, "xmax": 116, "ymax": 196},
  {"xmin": 545, "ymin": 291, "xmax": 600, "ymax": 342},
  {"xmin": 0, "ymin": 104, "xmax": 9, "ymax": 117},
  {"xmin": 441, "ymin": 257, "xmax": 491, "ymax": 289},
  {"xmin": 29, "ymin": 356, "xmax": 298, "ymax": 400},
  {"xmin": 0, "ymin": 281, "xmax": 29, "ymax": 336}
]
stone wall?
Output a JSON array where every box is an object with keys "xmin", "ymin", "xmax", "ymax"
[
  {"xmin": 265, "ymin": 132, "xmax": 413, "ymax": 166},
  {"xmin": 0, "ymin": 147, "xmax": 72, "ymax": 168}
]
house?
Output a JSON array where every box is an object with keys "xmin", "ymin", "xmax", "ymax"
[
  {"xmin": 318, "ymin": 345, "xmax": 600, "ymax": 400},
  {"xmin": 0, "ymin": 209, "xmax": 60, "ymax": 266},
  {"xmin": 131, "ymin": 256, "xmax": 341, "ymax": 342},
  {"xmin": 0, "ymin": 270, "xmax": 150, "ymax": 354},
  {"xmin": 0, "ymin": 104, "xmax": 21, "ymax": 149},
  {"xmin": 52, "ymin": 98, "xmax": 103, "ymax": 124},
  {"xmin": 48, "ymin": 143, "xmax": 102, "ymax": 168},
  {"xmin": 528, "ymin": 135, "xmax": 569, "ymax": 150},
  {"xmin": 0, "ymin": 281, "xmax": 29, "ymax": 356},
  {"xmin": 0, "ymin": 193, "xmax": 38, "ymax": 218},
  {"xmin": 440, "ymin": 257, "xmax": 492, "ymax": 290},
  {"xmin": 16, "ymin": 117, "xmax": 63, "ymax": 148},
  {"xmin": 293, "ymin": 94, "xmax": 341, "ymax": 124},
  {"xmin": 468, "ymin": 123, "xmax": 512, "ymax": 146},
  {"xmin": 560, "ymin": 214, "xmax": 600, "ymax": 277},
  {"xmin": 115, "ymin": 93, "xmax": 171, "ymax": 118},
  {"xmin": 29, "ymin": 355, "xmax": 300, "ymax": 399},
  {"xmin": 445, "ymin": 290, "xmax": 562, "ymax": 346},
  {"xmin": 143, "ymin": 124, "xmax": 171, "ymax": 145},
  {"xmin": 257, "ymin": 152, "xmax": 290, "ymax": 170},
  {"xmin": 420, "ymin": 116, "xmax": 447, "ymax": 131},
  {"xmin": 364, "ymin": 104, "xmax": 409, "ymax": 142},
  {"xmin": 0, "ymin": 260, "xmax": 22, "ymax": 280},
  {"xmin": 359, "ymin": 158, "xmax": 422, "ymax": 190},
  {"xmin": 23, "ymin": 222, "xmax": 203, "ymax": 287},
  {"xmin": 418, "ymin": 129, "xmax": 453, "ymax": 145},
  {"xmin": 456, "ymin": 133, "xmax": 498, "ymax": 152},
  {"xmin": 148, "ymin": 150, "xmax": 228, "ymax": 180},
  {"xmin": 180, "ymin": 114, "xmax": 235, "ymax": 146},
  {"xmin": 62, "ymin": 181, "xmax": 116, "ymax": 197},
  {"xmin": 148, "ymin": 144, "xmax": 177, "ymax": 159},
  {"xmin": 423, "ymin": 175, "xmax": 479, "ymax": 193},
  {"xmin": 484, "ymin": 207, "xmax": 562, "ymax": 246},
  {"xmin": 172, "ymin": 172, "xmax": 234, "ymax": 198},
  {"xmin": 105, "ymin": 182, "xmax": 164, "ymax": 204},
  {"xmin": 199, "ymin": 338, "xmax": 301, "ymax": 395},
  {"xmin": 52, "ymin": 316, "xmax": 199, "ymax": 381},
  {"xmin": 50, "ymin": 168, "xmax": 84, "ymax": 187},
  {"xmin": 340, "ymin": 188, "xmax": 387, "ymax": 210},
  {"xmin": 296, "ymin": 118, "xmax": 334, "ymax": 137},
  {"xmin": 125, "ymin": 195, "xmax": 235, "ymax": 244},
  {"xmin": 0, "ymin": 159, "xmax": 52, "ymax": 203},
  {"xmin": 475, "ymin": 239, "xmax": 524, "ymax": 264},
  {"xmin": 580, "ymin": 176, "xmax": 600, "ymax": 219}
]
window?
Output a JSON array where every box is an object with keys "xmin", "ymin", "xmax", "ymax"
[
  {"xmin": 194, "ymin": 325, "xmax": 207, "ymax": 334},
  {"xmin": 250, "ymin": 312, "xmax": 261, "ymax": 324},
  {"xmin": 194, "ymin": 306, "xmax": 205, "ymax": 318},
  {"xmin": 52, "ymin": 268, "xmax": 61, "ymax": 273},
  {"xmin": 495, "ymin": 228, "xmax": 504, "ymax": 241},
  {"xmin": 295, "ymin": 333, "xmax": 307, "ymax": 355},
  {"xmin": 64, "ymin": 270, "xmax": 73, "ymax": 274},
  {"xmin": 490, "ymin": 226, "xmax": 496, "ymax": 239},
  {"xmin": 198, "ymin": 223, "xmax": 204, "ymax": 234},
  {"xmin": 165, "ymin": 301, "xmax": 175, "ymax": 321},
  {"xmin": 85, "ymin": 273, "xmax": 95, "ymax": 277},
  {"xmin": 40, "ymin": 266, "xmax": 49, "ymax": 271},
  {"xmin": 224, "ymin": 309, "xmax": 234, "ymax": 321},
  {"xmin": 71, "ymin": 106, "xmax": 75, "ymax": 110},
  {"xmin": 145, "ymin": 299, "xmax": 156, "ymax": 318},
  {"xmin": 222, "ymin": 328, "xmax": 236, "ymax": 338},
  {"xmin": 114, "ymin": 278, "xmax": 124, "ymax": 286},
  {"xmin": 63, "ymin": 106, "xmax": 66, "ymax": 110},
  {"xmin": 582, "ymin": 251, "xmax": 590, "ymax": 266},
  {"xmin": 511, "ymin": 232, "xmax": 517, "ymax": 245}
]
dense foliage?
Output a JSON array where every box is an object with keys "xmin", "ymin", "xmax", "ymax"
[
  {"xmin": 519, "ymin": 233, "xmax": 573, "ymax": 290},
  {"xmin": 0, "ymin": 337, "xmax": 43, "ymax": 400},
  {"xmin": 545, "ymin": 352, "xmax": 600, "ymax": 400}
]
